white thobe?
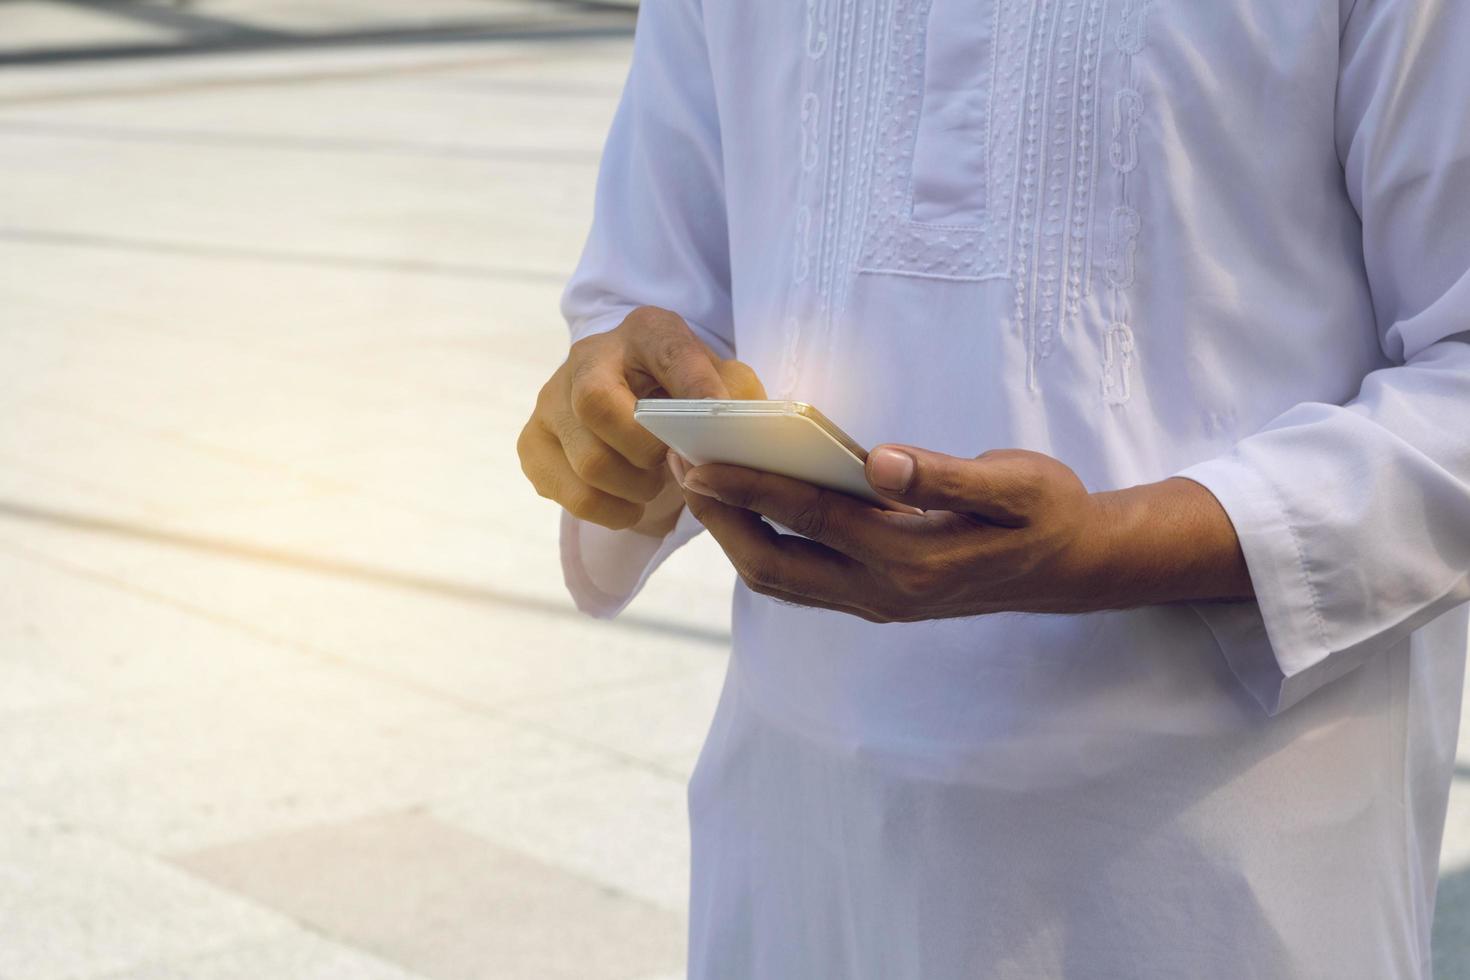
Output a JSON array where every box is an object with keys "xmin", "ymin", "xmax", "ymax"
[{"xmin": 556, "ymin": 0, "xmax": 1470, "ymax": 976}]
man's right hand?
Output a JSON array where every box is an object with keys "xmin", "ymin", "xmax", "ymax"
[{"xmin": 518, "ymin": 306, "xmax": 765, "ymax": 534}]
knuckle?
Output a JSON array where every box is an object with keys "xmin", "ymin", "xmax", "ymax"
[
  {"xmin": 892, "ymin": 560, "xmax": 941, "ymax": 598},
  {"xmin": 569, "ymin": 444, "xmax": 614, "ymax": 485},
  {"xmin": 936, "ymin": 468, "xmax": 972, "ymax": 503},
  {"xmin": 568, "ymin": 331, "xmax": 598, "ymax": 356},
  {"xmin": 517, "ymin": 431, "xmax": 553, "ymax": 497},
  {"xmin": 562, "ymin": 486, "xmax": 601, "ymax": 521},
  {"xmin": 861, "ymin": 604, "xmax": 896, "ymax": 624},
  {"xmin": 528, "ymin": 468, "xmax": 559, "ymax": 503},
  {"xmin": 629, "ymin": 442, "xmax": 668, "ymax": 470},
  {"xmin": 568, "ymin": 335, "xmax": 606, "ymax": 367},
  {"xmin": 651, "ymin": 334, "xmax": 695, "ymax": 376},
  {"xmin": 525, "ymin": 469, "xmax": 554, "ymax": 502},
  {"xmin": 533, "ymin": 379, "xmax": 553, "ymax": 412},
  {"xmin": 514, "ymin": 422, "xmax": 536, "ymax": 464},
  {"xmin": 628, "ymin": 304, "xmax": 670, "ymax": 326},
  {"xmin": 741, "ymin": 574, "xmax": 777, "ymax": 598},
  {"xmin": 640, "ymin": 306, "xmax": 689, "ymax": 339},
  {"xmin": 740, "ymin": 557, "xmax": 784, "ymax": 594},
  {"xmin": 561, "ymin": 440, "xmax": 596, "ymax": 478},
  {"xmin": 872, "ymin": 590, "xmax": 915, "ymax": 622},
  {"xmin": 569, "ymin": 379, "xmax": 618, "ymax": 427},
  {"xmin": 786, "ymin": 498, "xmax": 830, "ymax": 541}
]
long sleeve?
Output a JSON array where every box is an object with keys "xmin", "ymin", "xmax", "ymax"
[
  {"xmin": 1176, "ymin": 0, "xmax": 1470, "ymax": 715},
  {"xmin": 557, "ymin": 0, "xmax": 732, "ymax": 617}
]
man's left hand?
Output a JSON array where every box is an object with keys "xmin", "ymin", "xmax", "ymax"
[{"xmin": 673, "ymin": 445, "xmax": 1254, "ymax": 622}]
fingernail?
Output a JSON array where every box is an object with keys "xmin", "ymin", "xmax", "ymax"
[
  {"xmin": 666, "ymin": 450, "xmax": 687, "ymax": 485},
  {"xmin": 869, "ymin": 447, "xmax": 915, "ymax": 493},
  {"xmin": 682, "ymin": 471, "xmax": 718, "ymax": 499}
]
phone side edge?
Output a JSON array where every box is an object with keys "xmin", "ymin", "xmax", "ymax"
[{"xmin": 790, "ymin": 403, "xmax": 869, "ymax": 461}]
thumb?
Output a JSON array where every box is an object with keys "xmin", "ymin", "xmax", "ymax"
[
  {"xmin": 715, "ymin": 358, "xmax": 767, "ymax": 400},
  {"xmin": 865, "ymin": 445, "xmax": 1035, "ymax": 525}
]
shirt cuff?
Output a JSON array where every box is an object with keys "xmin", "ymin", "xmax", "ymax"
[
  {"xmin": 1173, "ymin": 455, "xmax": 1335, "ymax": 715},
  {"xmin": 559, "ymin": 505, "xmax": 706, "ymax": 619}
]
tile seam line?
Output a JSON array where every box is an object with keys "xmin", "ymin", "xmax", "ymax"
[{"xmin": 0, "ymin": 228, "xmax": 567, "ymax": 284}]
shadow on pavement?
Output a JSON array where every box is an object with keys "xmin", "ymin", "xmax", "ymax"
[
  {"xmin": 0, "ymin": 0, "xmax": 636, "ymax": 67},
  {"xmin": 0, "ymin": 497, "xmax": 730, "ymax": 649}
]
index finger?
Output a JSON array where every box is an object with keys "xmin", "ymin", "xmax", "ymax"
[
  {"xmin": 681, "ymin": 483, "xmax": 876, "ymax": 609},
  {"xmin": 567, "ymin": 356, "xmax": 669, "ymax": 469},
  {"xmin": 625, "ymin": 314, "xmax": 731, "ymax": 400},
  {"xmin": 684, "ymin": 464, "xmax": 912, "ymax": 566}
]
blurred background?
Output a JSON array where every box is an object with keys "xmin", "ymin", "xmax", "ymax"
[{"xmin": 0, "ymin": 2, "xmax": 1464, "ymax": 978}]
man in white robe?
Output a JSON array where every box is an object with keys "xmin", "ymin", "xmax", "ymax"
[{"xmin": 518, "ymin": 1, "xmax": 1470, "ymax": 976}]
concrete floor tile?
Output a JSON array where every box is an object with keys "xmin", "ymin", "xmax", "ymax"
[
  {"xmin": 0, "ymin": 399, "xmax": 333, "ymax": 519},
  {"xmin": 177, "ymin": 810, "xmax": 684, "ymax": 980},
  {"xmin": 0, "ymin": 515, "xmax": 725, "ymax": 705},
  {"xmin": 0, "ymin": 124, "xmax": 594, "ymax": 277},
  {"xmin": 0, "ymin": 549, "xmax": 609, "ymax": 850},
  {"xmin": 91, "ymin": 928, "xmax": 428, "ymax": 980},
  {"xmin": 0, "ymin": 655, "xmax": 605, "ymax": 852},
  {"xmin": 0, "ymin": 802, "xmax": 287, "ymax": 980},
  {"xmin": 434, "ymin": 762, "xmax": 693, "ymax": 913},
  {"xmin": 0, "ymin": 58, "xmax": 621, "ymax": 161},
  {"xmin": 0, "ymin": 545, "xmax": 318, "ymax": 701},
  {"xmin": 0, "ymin": 657, "xmax": 85, "ymax": 713},
  {"xmin": 0, "ymin": 446, "xmax": 176, "ymax": 523},
  {"xmin": 0, "ymin": 2, "xmax": 173, "ymax": 51}
]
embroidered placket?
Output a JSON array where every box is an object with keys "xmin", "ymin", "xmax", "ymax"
[{"xmin": 1102, "ymin": 0, "xmax": 1150, "ymax": 405}]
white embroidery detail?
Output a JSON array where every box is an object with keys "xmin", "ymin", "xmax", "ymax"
[
  {"xmin": 794, "ymin": 206, "xmax": 813, "ymax": 284},
  {"xmin": 1066, "ymin": 0, "xmax": 1105, "ymax": 327},
  {"xmin": 786, "ymin": 1, "xmax": 1122, "ymax": 396},
  {"xmin": 856, "ymin": 0, "xmax": 1030, "ymax": 282},
  {"xmin": 1115, "ymin": 0, "xmax": 1150, "ymax": 55},
  {"xmin": 1102, "ymin": 321, "xmax": 1135, "ymax": 404},
  {"xmin": 829, "ymin": 0, "xmax": 886, "ymax": 322},
  {"xmin": 849, "ymin": 0, "xmax": 1109, "ymax": 392},
  {"xmin": 1104, "ymin": 205, "xmax": 1141, "ymax": 289},
  {"xmin": 1102, "ymin": 0, "xmax": 1151, "ymax": 405},
  {"xmin": 805, "ymin": 0, "xmax": 830, "ymax": 59},
  {"xmin": 1108, "ymin": 87, "xmax": 1143, "ymax": 174},
  {"xmin": 780, "ymin": 0, "xmax": 849, "ymax": 397},
  {"xmin": 1035, "ymin": 0, "xmax": 1106, "ymax": 363},
  {"xmin": 1012, "ymin": 0, "xmax": 1053, "ymax": 389},
  {"xmin": 800, "ymin": 92, "xmax": 821, "ymax": 172}
]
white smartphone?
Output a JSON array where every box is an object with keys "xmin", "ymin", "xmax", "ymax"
[{"xmin": 633, "ymin": 399, "xmax": 890, "ymax": 506}]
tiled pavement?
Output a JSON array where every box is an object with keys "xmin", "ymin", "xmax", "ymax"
[{"xmin": 0, "ymin": 3, "xmax": 1465, "ymax": 978}]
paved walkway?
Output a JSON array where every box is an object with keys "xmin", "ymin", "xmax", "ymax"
[{"xmin": 0, "ymin": 3, "xmax": 1464, "ymax": 978}]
